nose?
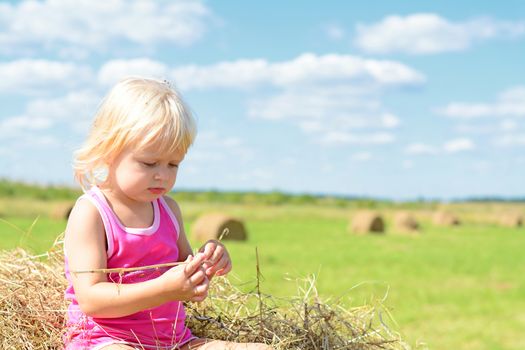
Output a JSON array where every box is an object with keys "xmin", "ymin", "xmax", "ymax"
[{"xmin": 154, "ymin": 166, "xmax": 173, "ymax": 181}]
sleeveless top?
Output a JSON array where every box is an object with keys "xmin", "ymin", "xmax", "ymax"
[{"xmin": 64, "ymin": 186, "xmax": 195, "ymax": 349}]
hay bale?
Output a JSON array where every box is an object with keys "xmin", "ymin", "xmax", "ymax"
[
  {"xmin": 349, "ymin": 211, "xmax": 385, "ymax": 234},
  {"xmin": 50, "ymin": 202, "xmax": 74, "ymax": 220},
  {"xmin": 191, "ymin": 213, "xmax": 247, "ymax": 241},
  {"xmin": 394, "ymin": 211, "xmax": 420, "ymax": 232},
  {"xmin": 499, "ymin": 213, "xmax": 523, "ymax": 228},
  {"xmin": 433, "ymin": 211, "xmax": 460, "ymax": 226}
]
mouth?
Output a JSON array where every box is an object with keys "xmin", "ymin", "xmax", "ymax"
[{"xmin": 148, "ymin": 188, "xmax": 165, "ymax": 194}]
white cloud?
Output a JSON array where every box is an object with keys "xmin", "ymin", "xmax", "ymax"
[
  {"xmin": 189, "ymin": 131, "xmax": 254, "ymax": 163},
  {"xmin": 405, "ymin": 143, "xmax": 439, "ymax": 155},
  {"xmin": 271, "ymin": 54, "xmax": 424, "ymax": 86},
  {"xmin": 27, "ymin": 135, "xmax": 60, "ymax": 147},
  {"xmin": 437, "ymin": 86, "xmax": 525, "ymax": 119},
  {"xmin": 438, "ymin": 87, "xmax": 525, "ymax": 150},
  {"xmin": 500, "ymin": 120, "xmax": 518, "ymax": 131},
  {"xmin": 355, "ymin": 13, "xmax": 525, "ymax": 54},
  {"xmin": 381, "ymin": 113, "xmax": 400, "ymax": 128},
  {"xmin": 320, "ymin": 131, "xmax": 395, "ymax": 146},
  {"xmin": 0, "ymin": 0, "xmax": 213, "ymax": 56},
  {"xmin": 0, "ymin": 115, "xmax": 52, "ymax": 131},
  {"xmin": 0, "ymin": 59, "xmax": 93, "ymax": 94},
  {"xmin": 351, "ymin": 152, "xmax": 372, "ymax": 161},
  {"xmin": 402, "ymin": 159, "xmax": 414, "ymax": 169},
  {"xmin": 0, "ymin": 90, "xmax": 100, "ymax": 135},
  {"xmin": 247, "ymin": 87, "xmax": 401, "ymax": 145},
  {"xmin": 443, "ymin": 138, "xmax": 475, "ymax": 153},
  {"xmin": 171, "ymin": 53, "xmax": 425, "ymax": 90},
  {"xmin": 472, "ymin": 160, "xmax": 491, "ymax": 172},
  {"xmin": 406, "ymin": 139, "xmax": 477, "ymax": 155},
  {"xmin": 170, "ymin": 53, "xmax": 423, "ymax": 146},
  {"xmin": 454, "ymin": 123, "xmax": 495, "ymax": 134},
  {"xmin": 171, "ymin": 59, "xmax": 270, "ymax": 90},
  {"xmin": 495, "ymin": 133, "xmax": 525, "ymax": 146},
  {"xmin": 323, "ymin": 23, "xmax": 345, "ymax": 40},
  {"xmin": 98, "ymin": 59, "xmax": 170, "ymax": 86},
  {"xmin": 248, "ymin": 87, "xmax": 378, "ymax": 122}
]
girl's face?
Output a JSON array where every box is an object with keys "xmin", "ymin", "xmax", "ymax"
[{"xmin": 107, "ymin": 145, "xmax": 185, "ymax": 203}]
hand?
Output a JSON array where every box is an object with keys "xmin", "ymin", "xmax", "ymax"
[
  {"xmin": 161, "ymin": 253, "xmax": 210, "ymax": 302},
  {"xmin": 199, "ymin": 240, "xmax": 232, "ymax": 278}
]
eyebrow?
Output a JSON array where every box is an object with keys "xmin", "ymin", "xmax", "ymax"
[{"xmin": 134, "ymin": 153, "xmax": 183, "ymax": 162}]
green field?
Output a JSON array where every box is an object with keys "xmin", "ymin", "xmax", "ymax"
[{"xmin": 1, "ymin": 196, "xmax": 524, "ymax": 349}]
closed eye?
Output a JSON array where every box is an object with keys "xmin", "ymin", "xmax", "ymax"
[
  {"xmin": 142, "ymin": 161, "xmax": 157, "ymax": 167},
  {"xmin": 169, "ymin": 163, "xmax": 179, "ymax": 168}
]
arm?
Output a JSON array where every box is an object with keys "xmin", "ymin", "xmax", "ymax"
[
  {"xmin": 164, "ymin": 196, "xmax": 232, "ymax": 278},
  {"xmin": 163, "ymin": 195, "xmax": 193, "ymax": 261},
  {"xmin": 64, "ymin": 198, "xmax": 208, "ymax": 318}
]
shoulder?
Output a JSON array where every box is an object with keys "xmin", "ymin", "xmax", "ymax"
[
  {"xmin": 66, "ymin": 196, "xmax": 104, "ymax": 235},
  {"xmin": 162, "ymin": 195, "xmax": 183, "ymax": 221},
  {"xmin": 64, "ymin": 195, "xmax": 106, "ymax": 258}
]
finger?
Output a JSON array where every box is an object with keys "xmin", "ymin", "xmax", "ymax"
[
  {"xmin": 193, "ymin": 282, "xmax": 209, "ymax": 296},
  {"xmin": 209, "ymin": 244, "xmax": 225, "ymax": 264},
  {"xmin": 215, "ymin": 260, "xmax": 232, "ymax": 276},
  {"xmin": 202, "ymin": 241, "xmax": 216, "ymax": 259},
  {"xmin": 189, "ymin": 269, "xmax": 206, "ymax": 285},
  {"xmin": 181, "ymin": 254, "xmax": 193, "ymax": 272},
  {"xmin": 206, "ymin": 253, "xmax": 228, "ymax": 276},
  {"xmin": 192, "ymin": 277, "xmax": 209, "ymax": 299},
  {"xmin": 184, "ymin": 253, "xmax": 206, "ymax": 274},
  {"xmin": 190, "ymin": 294, "xmax": 207, "ymax": 302}
]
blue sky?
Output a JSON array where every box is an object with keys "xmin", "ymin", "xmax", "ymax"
[{"xmin": 0, "ymin": 1, "xmax": 524, "ymax": 200}]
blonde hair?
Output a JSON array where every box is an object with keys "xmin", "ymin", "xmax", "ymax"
[{"xmin": 74, "ymin": 77, "xmax": 197, "ymax": 190}]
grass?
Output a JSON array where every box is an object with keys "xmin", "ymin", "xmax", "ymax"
[{"xmin": 0, "ymin": 200, "xmax": 524, "ymax": 349}]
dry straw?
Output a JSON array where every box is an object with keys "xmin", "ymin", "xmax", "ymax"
[{"xmin": 0, "ymin": 243, "xmax": 409, "ymax": 349}]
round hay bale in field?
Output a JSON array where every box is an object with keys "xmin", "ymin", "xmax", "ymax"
[
  {"xmin": 433, "ymin": 211, "xmax": 460, "ymax": 226},
  {"xmin": 394, "ymin": 211, "xmax": 420, "ymax": 232},
  {"xmin": 50, "ymin": 202, "xmax": 74, "ymax": 220},
  {"xmin": 349, "ymin": 211, "xmax": 385, "ymax": 234},
  {"xmin": 499, "ymin": 213, "xmax": 523, "ymax": 228},
  {"xmin": 191, "ymin": 213, "xmax": 247, "ymax": 241}
]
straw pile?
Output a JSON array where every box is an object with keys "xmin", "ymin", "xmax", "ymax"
[
  {"xmin": 499, "ymin": 213, "xmax": 523, "ymax": 228},
  {"xmin": 0, "ymin": 246, "xmax": 408, "ymax": 349},
  {"xmin": 349, "ymin": 211, "xmax": 385, "ymax": 234},
  {"xmin": 192, "ymin": 213, "xmax": 247, "ymax": 241},
  {"xmin": 432, "ymin": 211, "xmax": 460, "ymax": 227},
  {"xmin": 393, "ymin": 212, "xmax": 419, "ymax": 233},
  {"xmin": 0, "ymin": 246, "xmax": 67, "ymax": 349}
]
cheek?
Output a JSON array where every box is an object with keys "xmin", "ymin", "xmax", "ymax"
[
  {"xmin": 116, "ymin": 166, "xmax": 147, "ymax": 186},
  {"xmin": 169, "ymin": 169, "xmax": 179, "ymax": 183}
]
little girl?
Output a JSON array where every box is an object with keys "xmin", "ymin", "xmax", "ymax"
[{"xmin": 64, "ymin": 77, "xmax": 272, "ymax": 350}]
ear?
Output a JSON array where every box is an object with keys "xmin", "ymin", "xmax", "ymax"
[{"xmin": 93, "ymin": 164, "xmax": 109, "ymax": 183}]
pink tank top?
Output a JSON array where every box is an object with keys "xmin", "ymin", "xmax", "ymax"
[{"xmin": 64, "ymin": 187, "xmax": 195, "ymax": 349}]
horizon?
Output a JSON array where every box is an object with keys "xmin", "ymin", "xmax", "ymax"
[
  {"xmin": 1, "ymin": 1, "xmax": 524, "ymax": 200},
  {"xmin": 2, "ymin": 177, "xmax": 524, "ymax": 203}
]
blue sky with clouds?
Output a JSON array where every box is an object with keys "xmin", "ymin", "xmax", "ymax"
[{"xmin": 0, "ymin": 0, "xmax": 524, "ymax": 199}]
